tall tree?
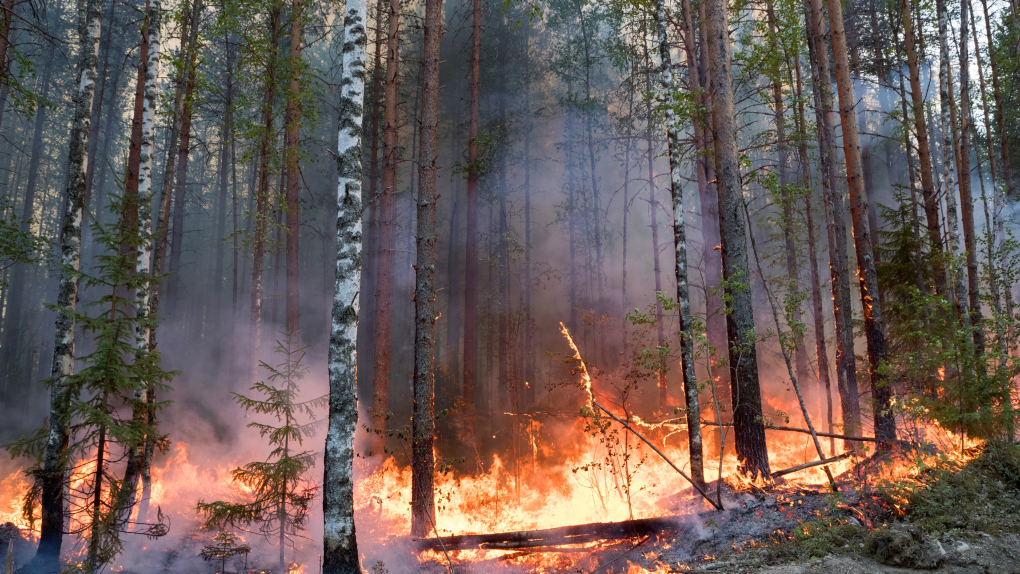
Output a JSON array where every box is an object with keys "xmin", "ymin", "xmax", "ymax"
[
  {"xmin": 804, "ymin": 0, "xmax": 862, "ymax": 446},
  {"xmin": 165, "ymin": 0, "xmax": 203, "ymax": 316},
  {"xmin": 900, "ymin": 0, "xmax": 946, "ymax": 288},
  {"xmin": 321, "ymin": 0, "xmax": 368, "ymax": 569},
  {"xmin": 30, "ymin": 0, "xmax": 104, "ymax": 567},
  {"xmin": 705, "ymin": 0, "xmax": 770, "ymax": 478},
  {"xmin": 957, "ymin": 0, "xmax": 983, "ymax": 353},
  {"xmin": 250, "ymin": 2, "xmax": 283, "ymax": 381},
  {"xmin": 825, "ymin": 0, "xmax": 896, "ymax": 444},
  {"xmin": 462, "ymin": 0, "xmax": 481, "ymax": 416},
  {"xmin": 658, "ymin": 0, "xmax": 703, "ymax": 487},
  {"xmin": 117, "ymin": 0, "xmax": 162, "ymax": 521},
  {"xmin": 410, "ymin": 0, "xmax": 442, "ymax": 536},
  {"xmin": 370, "ymin": 0, "xmax": 400, "ymax": 454},
  {"xmin": 284, "ymin": 0, "xmax": 303, "ymax": 337}
]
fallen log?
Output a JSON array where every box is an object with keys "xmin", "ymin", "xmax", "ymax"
[
  {"xmin": 771, "ymin": 452, "xmax": 853, "ymax": 479},
  {"xmin": 414, "ymin": 516, "xmax": 682, "ymax": 552},
  {"xmin": 700, "ymin": 421, "xmax": 913, "ymax": 445}
]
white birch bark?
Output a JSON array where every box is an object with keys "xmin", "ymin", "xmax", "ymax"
[
  {"xmin": 936, "ymin": 0, "xmax": 969, "ymax": 325},
  {"xmin": 32, "ymin": 0, "xmax": 103, "ymax": 567},
  {"xmin": 654, "ymin": 0, "xmax": 704, "ymax": 487},
  {"xmin": 323, "ymin": 2, "xmax": 367, "ymax": 571}
]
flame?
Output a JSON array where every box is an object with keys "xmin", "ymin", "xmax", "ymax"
[
  {"xmin": 0, "ymin": 472, "xmax": 38, "ymax": 537},
  {"xmin": 559, "ymin": 322, "xmax": 594, "ymax": 408}
]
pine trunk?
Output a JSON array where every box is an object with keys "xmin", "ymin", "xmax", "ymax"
[
  {"xmin": 901, "ymin": 0, "xmax": 946, "ymax": 288},
  {"xmin": 166, "ymin": 0, "xmax": 202, "ymax": 317},
  {"xmin": 957, "ymin": 0, "xmax": 983, "ymax": 353},
  {"xmin": 825, "ymin": 0, "xmax": 896, "ymax": 445},
  {"xmin": 794, "ymin": 53, "xmax": 835, "ymax": 451},
  {"xmin": 0, "ymin": 60, "xmax": 52, "ymax": 383},
  {"xmin": 411, "ymin": 0, "xmax": 442, "ymax": 534},
  {"xmin": 250, "ymin": 4, "xmax": 281, "ymax": 382},
  {"xmin": 705, "ymin": 0, "xmax": 770, "ymax": 478},
  {"xmin": 804, "ymin": 0, "xmax": 863, "ymax": 447},
  {"xmin": 370, "ymin": 0, "xmax": 400, "ymax": 455}
]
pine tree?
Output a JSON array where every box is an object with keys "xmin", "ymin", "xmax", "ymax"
[{"xmin": 198, "ymin": 334, "xmax": 325, "ymax": 574}]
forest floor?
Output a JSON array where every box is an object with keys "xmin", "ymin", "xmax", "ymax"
[{"xmin": 419, "ymin": 443, "xmax": 1020, "ymax": 574}]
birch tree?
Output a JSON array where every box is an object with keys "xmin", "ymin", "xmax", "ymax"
[
  {"xmin": 322, "ymin": 0, "xmax": 367, "ymax": 570},
  {"xmin": 655, "ymin": 0, "xmax": 703, "ymax": 488},
  {"xmin": 31, "ymin": 0, "xmax": 104, "ymax": 567}
]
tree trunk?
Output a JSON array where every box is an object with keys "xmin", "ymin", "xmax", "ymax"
[
  {"xmin": 646, "ymin": 110, "xmax": 667, "ymax": 412},
  {"xmin": 825, "ymin": 0, "xmax": 896, "ymax": 445},
  {"xmin": 360, "ymin": 0, "xmax": 386, "ymax": 388},
  {"xmin": 32, "ymin": 0, "xmax": 103, "ymax": 567},
  {"xmin": 804, "ymin": 0, "xmax": 863, "ymax": 448},
  {"xmin": 765, "ymin": 1, "xmax": 811, "ymax": 384},
  {"xmin": 321, "ymin": 0, "xmax": 367, "ymax": 568},
  {"xmin": 979, "ymin": 0, "xmax": 1015, "ymax": 198},
  {"xmin": 0, "ymin": 0, "xmax": 15, "ymax": 95},
  {"xmin": 166, "ymin": 0, "xmax": 202, "ymax": 318},
  {"xmin": 284, "ymin": 0, "xmax": 302, "ymax": 338},
  {"xmin": 412, "ymin": 0, "xmax": 443, "ymax": 529},
  {"xmin": 901, "ymin": 0, "xmax": 946, "ymax": 289},
  {"xmin": 957, "ymin": 0, "xmax": 983, "ymax": 354},
  {"xmin": 936, "ymin": 0, "xmax": 973, "ymax": 344},
  {"xmin": 215, "ymin": 18, "xmax": 233, "ymax": 325},
  {"xmin": 116, "ymin": 0, "xmax": 160, "ymax": 524},
  {"xmin": 692, "ymin": 0, "xmax": 729, "ymax": 410},
  {"xmin": 250, "ymin": 3, "xmax": 281, "ymax": 382},
  {"xmin": 370, "ymin": 0, "xmax": 400, "ymax": 455},
  {"xmin": 659, "ymin": 0, "xmax": 704, "ymax": 487},
  {"xmin": 794, "ymin": 53, "xmax": 835, "ymax": 452},
  {"xmin": 705, "ymin": 0, "xmax": 770, "ymax": 479},
  {"xmin": 462, "ymin": 0, "xmax": 481, "ymax": 413}
]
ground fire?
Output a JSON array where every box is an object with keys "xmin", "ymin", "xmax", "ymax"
[{"xmin": 1, "ymin": 0, "xmax": 1019, "ymax": 570}]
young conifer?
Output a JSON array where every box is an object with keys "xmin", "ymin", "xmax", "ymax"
[
  {"xmin": 7, "ymin": 192, "xmax": 174, "ymax": 573},
  {"xmin": 197, "ymin": 333, "xmax": 326, "ymax": 574}
]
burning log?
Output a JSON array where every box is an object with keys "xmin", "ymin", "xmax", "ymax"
[
  {"xmin": 771, "ymin": 452, "xmax": 853, "ymax": 479},
  {"xmin": 414, "ymin": 516, "xmax": 681, "ymax": 552}
]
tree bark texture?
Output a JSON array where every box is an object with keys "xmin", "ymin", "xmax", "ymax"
[
  {"xmin": 659, "ymin": 0, "xmax": 704, "ymax": 487},
  {"xmin": 804, "ymin": 0, "xmax": 863, "ymax": 447},
  {"xmin": 119, "ymin": 0, "xmax": 161, "ymax": 522},
  {"xmin": 166, "ymin": 0, "xmax": 202, "ymax": 317},
  {"xmin": 322, "ymin": 0, "xmax": 367, "ymax": 570},
  {"xmin": 824, "ymin": 0, "xmax": 896, "ymax": 444},
  {"xmin": 370, "ymin": 0, "xmax": 400, "ymax": 454},
  {"xmin": 410, "ymin": 0, "xmax": 442, "ymax": 537},
  {"xmin": 33, "ymin": 0, "xmax": 103, "ymax": 567},
  {"xmin": 705, "ymin": 0, "xmax": 770, "ymax": 479}
]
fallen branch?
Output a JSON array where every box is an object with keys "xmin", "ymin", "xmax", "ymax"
[
  {"xmin": 414, "ymin": 516, "xmax": 681, "ymax": 552},
  {"xmin": 699, "ymin": 421, "xmax": 912, "ymax": 445},
  {"xmin": 771, "ymin": 452, "xmax": 853, "ymax": 479}
]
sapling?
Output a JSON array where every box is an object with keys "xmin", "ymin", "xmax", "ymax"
[{"xmin": 197, "ymin": 333, "xmax": 326, "ymax": 574}]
